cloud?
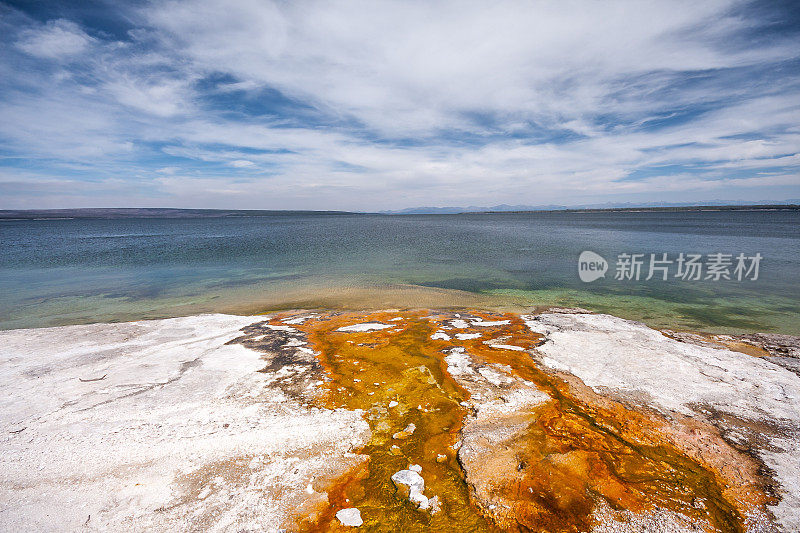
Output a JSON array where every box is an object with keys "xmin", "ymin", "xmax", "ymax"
[
  {"xmin": 0, "ymin": 0, "xmax": 798, "ymax": 209},
  {"xmin": 140, "ymin": 0, "xmax": 800, "ymax": 136},
  {"xmin": 16, "ymin": 19, "xmax": 94, "ymax": 59},
  {"xmin": 104, "ymin": 76, "xmax": 192, "ymax": 117}
]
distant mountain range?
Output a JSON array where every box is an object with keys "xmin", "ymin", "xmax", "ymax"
[
  {"xmin": 0, "ymin": 208, "xmax": 358, "ymax": 220},
  {"xmin": 1, "ymin": 201, "xmax": 799, "ymax": 220},
  {"xmin": 380, "ymin": 200, "xmax": 800, "ymax": 214}
]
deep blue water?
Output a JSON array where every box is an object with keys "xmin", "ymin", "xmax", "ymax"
[{"xmin": 1, "ymin": 210, "xmax": 798, "ymax": 333}]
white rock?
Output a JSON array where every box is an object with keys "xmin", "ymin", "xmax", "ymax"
[
  {"xmin": 428, "ymin": 495, "xmax": 441, "ymax": 514},
  {"xmin": 445, "ymin": 348, "xmax": 472, "ymax": 376},
  {"xmin": 487, "ymin": 343, "xmax": 525, "ymax": 351},
  {"xmin": 431, "ymin": 331, "xmax": 451, "ymax": 341},
  {"xmin": 409, "ymin": 488, "xmax": 429, "ymax": 509},
  {"xmin": 470, "ymin": 319, "xmax": 510, "ymax": 326},
  {"xmin": 282, "ymin": 314, "xmax": 317, "ymax": 325},
  {"xmin": 391, "ymin": 469, "xmax": 437, "ymax": 512},
  {"xmin": 455, "ymin": 332, "xmax": 481, "ymax": 340},
  {"xmin": 477, "ymin": 366, "xmax": 513, "ymax": 386},
  {"xmin": 335, "ymin": 508, "xmax": 363, "ymax": 527},
  {"xmin": 388, "ymin": 400, "xmax": 399, "ymax": 408},
  {"xmin": 337, "ymin": 323, "xmax": 392, "ymax": 332},
  {"xmin": 265, "ymin": 324, "xmax": 298, "ymax": 332},
  {"xmin": 391, "ymin": 469, "xmax": 425, "ymax": 493}
]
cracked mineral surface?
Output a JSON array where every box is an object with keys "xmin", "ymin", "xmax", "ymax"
[{"xmin": 1, "ymin": 309, "xmax": 798, "ymax": 532}]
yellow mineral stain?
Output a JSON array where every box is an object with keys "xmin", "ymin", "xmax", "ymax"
[
  {"xmin": 293, "ymin": 310, "xmax": 501, "ymax": 533},
  {"xmin": 278, "ymin": 310, "xmax": 760, "ymax": 533}
]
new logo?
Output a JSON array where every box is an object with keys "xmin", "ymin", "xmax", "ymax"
[{"xmin": 578, "ymin": 251, "xmax": 607, "ymax": 282}]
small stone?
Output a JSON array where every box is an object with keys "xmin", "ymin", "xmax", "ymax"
[
  {"xmin": 388, "ymin": 400, "xmax": 399, "ymax": 408},
  {"xmin": 436, "ymin": 454, "xmax": 447, "ymax": 463},
  {"xmin": 335, "ymin": 508, "xmax": 363, "ymax": 527},
  {"xmin": 428, "ymin": 495, "xmax": 441, "ymax": 514},
  {"xmin": 391, "ymin": 469, "xmax": 425, "ymax": 494},
  {"xmin": 392, "ymin": 422, "xmax": 416, "ymax": 440},
  {"xmin": 392, "ymin": 469, "xmax": 438, "ymax": 513},
  {"xmin": 390, "ymin": 445, "xmax": 401, "ymax": 455}
]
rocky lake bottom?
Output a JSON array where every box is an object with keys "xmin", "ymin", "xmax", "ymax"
[{"xmin": 1, "ymin": 308, "xmax": 798, "ymax": 532}]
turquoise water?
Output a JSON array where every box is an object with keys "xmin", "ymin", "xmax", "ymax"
[{"xmin": 1, "ymin": 210, "xmax": 798, "ymax": 333}]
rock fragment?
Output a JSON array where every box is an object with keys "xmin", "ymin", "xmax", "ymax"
[
  {"xmin": 391, "ymin": 467, "xmax": 437, "ymax": 512},
  {"xmin": 391, "ymin": 469, "xmax": 424, "ymax": 494},
  {"xmin": 392, "ymin": 422, "xmax": 416, "ymax": 439},
  {"xmin": 337, "ymin": 323, "xmax": 392, "ymax": 332},
  {"xmin": 335, "ymin": 507, "xmax": 363, "ymax": 527}
]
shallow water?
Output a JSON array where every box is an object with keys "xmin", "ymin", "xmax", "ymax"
[{"xmin": 1, "ymin": 210, "xmax": 798, "ymax": 333}]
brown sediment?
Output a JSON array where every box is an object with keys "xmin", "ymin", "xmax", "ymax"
[
  {"xmin": 661, "ymin": 329, "xmax": 773, "ymax": 358},
  {"xmin": 220, "ymin": 283, "xmax": 517, "ymax": 316},
  {"xmin": 273, "ymin": 310, "xmax": 769, "ymax": 532}
]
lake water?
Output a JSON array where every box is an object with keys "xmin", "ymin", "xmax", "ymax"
[{"xmin": 1, "ymin": 210, "xmax": 798, "ymax": 333}]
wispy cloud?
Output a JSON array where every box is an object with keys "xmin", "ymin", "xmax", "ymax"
[
  {"xmin": 0, "ymin": 0, "xmax": 798, "ymax": 209},
  {"xmin": 15, "ymin": 18, "xmax": 94, "ymax": 58}
]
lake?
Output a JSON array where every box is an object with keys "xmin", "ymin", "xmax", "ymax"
[{"xmin": 1, "ymin": 210, "xmax": 798, "ymax": 333}]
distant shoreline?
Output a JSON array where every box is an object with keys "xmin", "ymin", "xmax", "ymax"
[
  {"xmin": 1, "ymin": 204, "xmax": 798, "ymax": 220},
  {"xmin": 465, "ymin": 204, "xmax": 800, "ymax": 214}
]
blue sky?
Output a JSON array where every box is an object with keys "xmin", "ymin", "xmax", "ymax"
[{"xmin": 0, "ymin": 0, "xmax": 798, "ymax": 210}]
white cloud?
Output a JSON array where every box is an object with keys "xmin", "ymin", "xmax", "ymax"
[
  {"xmin": 16, "ymin": 19, "xmax": 94, "ymax": 59},
  {"xmin": 103, "ymin": 76, "xmax": 191, "ymax": 117},
  {"xmin": 0, "ymin": 1, "xmax": 798, "ymax": 209},
  {"xmin": 141, "ymin": 0, "xmax": 799, "ymax": 136}
]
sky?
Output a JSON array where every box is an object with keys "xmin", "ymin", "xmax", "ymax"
[{"xmin": 0, "ymin": 0, "xmax": 799, "ymax": 211}]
